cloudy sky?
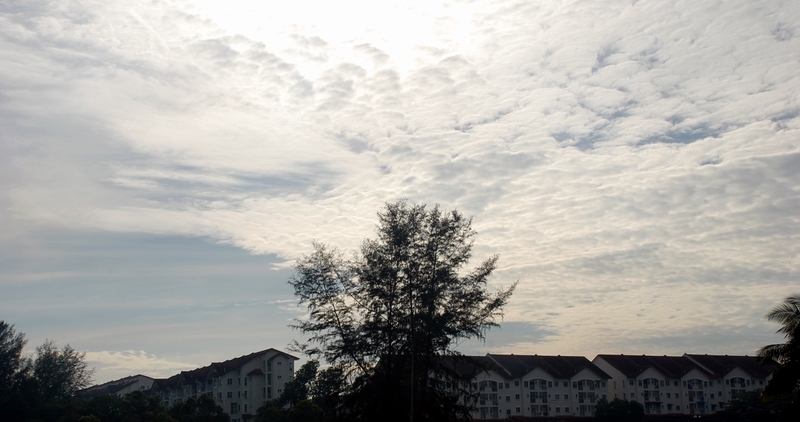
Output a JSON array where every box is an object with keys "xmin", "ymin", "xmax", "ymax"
[{"xmin": 2, "ymin": 0, "xmax": 799, "ymax": 383}]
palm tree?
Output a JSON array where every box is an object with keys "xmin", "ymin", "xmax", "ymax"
[
  {"xmin": 759, "ymin": 295, "xmax": 800, "ymax": 364},
  {"xmin": 758, "ymin": 294, "xmax": 800, "ymax": 419}
]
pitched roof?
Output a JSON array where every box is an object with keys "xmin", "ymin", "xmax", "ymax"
[
  {"xmin": 683, "ymin": 354, "xmax": 776, "ymax": 379},
  {"xmin": 486, "ymin": 354, "xmax": 612, "ymax": 380},
  {"xmin": 595, "ymin": 355, "xmax": 708, "ymax": 379}
]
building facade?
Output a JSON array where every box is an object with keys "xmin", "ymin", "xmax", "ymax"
[
  {"xmin": 593, "ymin": 354, "xmax": 774, "ymax": 416},
  {"xmin": 84, "ymin": 348, "xmax": 298, "ymax": 422},
  {"xmin": 464, "ymin": 354, "xmax": 612, "ymax": 419}
]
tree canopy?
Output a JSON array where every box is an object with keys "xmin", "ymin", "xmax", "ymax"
[
  {"xmin": 758, "ymin": 294, "xmax": 800, "ymax": 419},
  {"xmin": 289, "ymin": 200, "xmax": 516, "ymax": 421}
]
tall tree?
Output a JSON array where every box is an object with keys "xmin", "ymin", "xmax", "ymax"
[
  {"xmin": 290, "ymin": 200, "xmax": 515, "ymax": 421},
  {"xmin": 0, "ymin": 321, "xmax": 27, "ymax": 396},
  {"xmin": 33, "ymin": 340, "xmax": 94, "ymax": 400},
  {"xmin": 758, "ymin": 294, "xmax": 800, "ymax": 419}
]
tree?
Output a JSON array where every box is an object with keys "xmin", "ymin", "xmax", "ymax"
[
  {"xmin": 594, "ymin": 398, "xmax": 644, "ymax": 422},
  {"xmin": 170, "ymin": 395, "xmax": 229, "ymax": 422},
  {"xmin": 0, "ymin": 321, "xmax": 27, "ymax": 396},
  {"xmin": 758, "ymin": 294, "xmax": 800, "ymax": 420},
  {"xmin": 255, "ymin": 400, "xmax": 288, "ymax": 422},
  {"xmin": 714, "ymin": 389, "xmax": 791, "ymax": 422},
  {"xmin": 33, "ymin": 339, "xmax": 94, "ymax": 400},
  {"xmin": 288, "ymin": 400, "xmax": 325, "ymax": 422},
  {"xmin": 290, "ymin": 200, "xmax": 516, "ymax": 421},
  {"xmin": 277, "ymin": 360, "xmax": 320, "ymax": 409}
]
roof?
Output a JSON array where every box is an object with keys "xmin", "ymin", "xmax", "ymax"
[
  {"xmin": 595, "ymin": 355, "xmax": 709, "ymax": 379},
  {"xmin": 486, "ymin": 354, "xmax": 612, "ymax": 380},
  {"xmin": 683, "ymin": 354, "xmax": 776, "ymax": 379}
]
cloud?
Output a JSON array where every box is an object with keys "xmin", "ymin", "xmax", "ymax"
[
  {"xmin": 1, "ymin": 0, "xmax": 798, "ymax": 366},
  {"xmin": 85, "ymin": 350, "xmax": 198, "ymax": 382}
]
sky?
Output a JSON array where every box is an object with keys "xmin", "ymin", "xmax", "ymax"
[{"xmin": 1, "ymin": 0, "xmax": 799, "ymax": 384}]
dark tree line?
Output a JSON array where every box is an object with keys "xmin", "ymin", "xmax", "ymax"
[{"xmin": 0, "ymin": 321, "xmax": 229, "ymax": 422}]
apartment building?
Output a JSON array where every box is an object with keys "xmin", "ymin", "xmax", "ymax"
[
  {"xmin": 79, "ymin": 374, "xmax": 157, "ymax": 398},
  {"xmin": 463, "ymin": 354, "xmax": 612, "ymax": 419},
  {"xmin": 593, "ymin": 354, "xmax": 774, "ymax": 416},
  {"xmin": 83, "ymin": 348, "xmax": 298, "ymax": 422}
]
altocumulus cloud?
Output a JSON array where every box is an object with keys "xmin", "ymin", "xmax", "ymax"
[{"xmin": 1, "ymin": 0, "xmax": 799, "ymax": 381}]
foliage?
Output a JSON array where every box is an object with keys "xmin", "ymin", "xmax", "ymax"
[
  {"xmin": 714, "ymin": 389, "xmax": 792, "ymax": 422},
  {"xmin": 34, "ymin": 339, "xmax": 94, "ymax": 400},
  {"xmin": 0, "ymin": 321, "xmax": 28, "ymax": 395},
  {"xmin": 594, "ymin": 398, "xmax": 644, "ymax": 422},
  {"xmin": 289, "ymin": 200, "xmax": 516, "ymax": 421},
  {"xmin": 277, "ymin": 361, "xmax": 320, "ymax": 409},
  {"xmin": 288, "ymin": 400, "xmax": 324, "ymax": 422},
  {"xmin": 1, "ymin": 321, "xmax": 97, "ymax": 421},
  {"xmin": 169, "ymin": 395, "xmax": 229, "ymax": 422},
  {"xmin": 78, "ymin": 391, "xmax": 175, "ymax": 422},
  {"xmin": 255, "ymin": 400, "xmax": 289, "ymax": 422},
  {"xmin": 308, "ymin": 366, "xmax": 345, "ymax": 420},
  {"xmin": 758, "ymin": 294, "xmax": 800, "ymax": 420}
]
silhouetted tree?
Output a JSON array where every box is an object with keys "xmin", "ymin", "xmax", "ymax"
[
  {"xmin": 170, "ymin": 395, "xmax": 229, "ymax": 422},
  {"xmin": 288, "ymin": 400, "xmax": 324, "ymax": 422},
  {"xmin": 255, "ymin": 400, "xmax": 288, "ymax": 422},
  {"xmin": 277, "ymin": 361, "xmax": 320, "ymax": 409},
  {"xmin": 758, "ymin": 294, "xmax": 800, "ymax": 420},
  {"xmin": 33, "ymin": 339, "xmax": 94, "ymax": 400},
  {"xmin": 594, "ymin": 398, "xmax": 644, "ymax": 422},
  {"xmin": 290, "ymin": 200, "xmax": 516, "ymax": 421}
]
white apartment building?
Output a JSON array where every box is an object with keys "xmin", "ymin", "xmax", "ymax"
[
  {"xmin": 83, "ymin": 348, "xmax": 298, "ymax": 422},
  {"xmin": 462, "ymin": 354, "xmax": 612, "ymax": 419},
  {"xmin": 593, "ymin": 354, "xmax": 774, "ymax": 416}
]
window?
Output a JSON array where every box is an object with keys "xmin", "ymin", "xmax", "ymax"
[
  {"xmin": 263, "ymin": 388, "xmax": 266, "ymax": 399},
  {"xmin": 218, "ymin": 393, "xmax": 222, "ymax": 400},
  {"xmin": 666, "ymin": 393, "xmax": 671, "ymax": 398},
  {"xmin": 230, "ymin": 403, "xmax": 237, "ymax": 414},
  {"xmin": 564, "ymin": 381, "xmax": 568, "ymax": 387},
  {"xmin": 565, "ymin": 407, "xmax": 569, "ymax": 413},
  {"xmin": 556, "ymin": 407, "xmax": 561, "ymax": 413},
  {"xmin": 499, "ymin": 383, "xmax": 503, "ymax": 390},
  {"xmin": 674, "ymin": 381, "xmax": 678, "ymax": 386},
  {"xmin": 515, "ymin": 394, "xmax": 520, "ymax": 400},
  {"xmin": 227, "ymin": 392, "xmax": 233, "ymax": 398},
  {"xmin": 524, "ymin": 381, "xmax": 529, "ymax": 387},
  {"xmin": 506, "ymin": 396, "xmax": 510, "ymax": 402},
  {"xmin": 238, "ymin": 378, "xmax": 241, "ymax": 385},
  {"xmin": 630, "ymin": 393, "xmax": 634, "ymax": 398},
  {"xmin": 267, "ymin": 387, "xmax": 272, "ymax": 399},
  {"xmin": 228, "ymin": 378, "xmax": 233, "ymax": 385},
  {"xmin": 244, "ymin": 378, "xmax": 247, "ymax": 386},
  {"xmin": 555, "ymin": 394, "xmax": 560, "ymax": 400},
  {"xmin": 237, "ymin": 391, "xmax": 240, "ymax": 398},
  {"xmin": 278, "ymin": 361, "xmax": 282, "ymax": 365},
  {"xmin": 277, "ymin": 375, "xmax": 282, "ymax": 379},
  {"xmin": 759, "ymin": 380, "xmax": 764, "ymax": 385},
  {"xmin": 505, "ymin": 382, "xmax": 510, "ymax": 389},
  {"xmin": 244, "ymin": 391, "xmax": 247, "ymax": 399},
  {"xmin": 244, "ymin": 404, "xmax": 248, "ymax": 412},
  {"xmin": 515, "ymin": 381, "xmax": 519, "ymax": 386},
  {"xmin": 267, "ymin": 361, "xmax": 272, "ymax": 371},
  {"xmin": 515, "ymin": 407, "xmax": 520, "ymax": 413},
  {"xmin": 629, "ymin": 379, "xmax": 634, "ymax": 386},
  {"xmin": 506, "ymin": 409, "xmax": 511, "ymax": 415}
]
